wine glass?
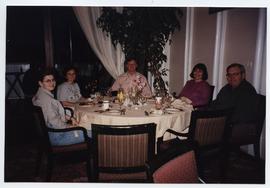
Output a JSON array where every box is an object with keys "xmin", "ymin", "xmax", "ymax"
[
  {"xmin": 155, "ymin": 96, "xmax": 163, "ymax": 110},
  {"xmin": 118, "ymin": 94, "xmax": 125, "ymax": 110},
  {"xmin": 164, "ymin": 95, "xmax": 173, "ymax": 108},
  {"xmin": 117, "ymin": 88, "xmax": 125, "ymax": 110},
  {"xmin": 139, "ymin": 96, "xmax": 147, "ymax": 106}
]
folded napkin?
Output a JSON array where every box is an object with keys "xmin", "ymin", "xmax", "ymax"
[
  {"xmin": 180, "ymin": 96, "xmax": 192, "ymax": 104},
  {"xmin": 171, "ymin": 99, "xmax": 193, "ymax": 111},
  {"xmin": 123, "ymin": 98, "xmax": 130, "ymax": 107},
  {"xmin": 150, "ymin": 108, "xmax": 163, "ymax": 115}
]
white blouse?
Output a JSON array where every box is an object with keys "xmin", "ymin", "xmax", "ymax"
[{"xmin": 57, "ymin": 82, "xmax": 81, "ymax": 102}]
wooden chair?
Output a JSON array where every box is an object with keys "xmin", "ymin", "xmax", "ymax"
[
  {"xmin": 226, "ymin": 94, "xmax": 266, "ymax": 160},
  {"xmin": 32, "ymin": 106, "xmax": 92, "ymax": 182},
  {"xmin": 91, "ymin": 123, "xmax": 156, "ymax": 182},
  {"xmin": 146, "ymin": 143, "xmax": 203, "ymax": 183},
  {"xmin": 157, "ymin": 108, "xmax": 232, "ymax": 179}
]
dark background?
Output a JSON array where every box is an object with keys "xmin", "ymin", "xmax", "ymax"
[
  {"xmin": 6, "ymin": 6, "xmax": 99, "ymax": 64},
  {"xmin": 6, "ymin": 6, "xmax": 114, "ymax": 96}
]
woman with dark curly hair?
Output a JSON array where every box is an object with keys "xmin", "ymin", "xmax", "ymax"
[{"xmin": 178, "ymin": 63, "xmax": 212, "ymax": 107}]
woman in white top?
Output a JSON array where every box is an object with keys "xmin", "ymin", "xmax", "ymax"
[
  {"xmin": 57, "ymin": 66, "xmax": 82, "ymax": 107},
  {"xmin": 32, "ymin": 68, "xmax": 91, "ymax": 146}
]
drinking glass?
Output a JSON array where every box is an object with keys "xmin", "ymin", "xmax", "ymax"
[
  {"xmin": 139, "ymin": 96, "xmax": 147, "ymax": 105},
  {"xmin": 164, "ymin": 95, "xmax": 173, "ymax": 108},
  {"xmin": 117, "ymin": 88, "xmax": 125, "ymax": 110},
  {"xmin": 155, "ymin": 96, "xmax": 163, "ymax": 110},
  {"xmin": 118, "ymin": 95, "xmax": 125, "ymax": 110}
]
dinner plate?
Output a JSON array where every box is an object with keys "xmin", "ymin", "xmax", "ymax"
[
  {"xmin": 105, "ymin": 109, "xmax": 121, "ymax": 115},
  {"xmin": 79, "ymin": 102, "xmax": 94, "ymax": 107},
  {"xmin": 147, "ymin": 99, "xmax": 156, "ymax": 103},
  {"xmin": 149, "ymin": 110, "xmax": 163, "ymax": 116},
  {"xmin": 164, "ymin": 108, "xmax": 180, "ymax": 114}
]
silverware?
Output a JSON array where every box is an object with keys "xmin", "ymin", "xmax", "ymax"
[
  {"xmin": 94, "ymin": 109, "xmax": 109, "ymax": 113},
  {"xmin": 144, "ymin": 111, "xmax": 149, "ymax": 116},
  {"xmin": 172, "ymin": 107, "xmax": 183, "ymax": 111},
  {"xmin": 121, "ymin": 109, "xmax": 126, "ymax": 115}
]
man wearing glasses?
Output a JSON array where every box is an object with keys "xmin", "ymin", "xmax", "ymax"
[{"xmin": 211, "ymin": 63, "xmax": 257, "ymax": 139}]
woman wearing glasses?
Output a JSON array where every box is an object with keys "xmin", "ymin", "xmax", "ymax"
[{"xmin": 32, "ymin": 68, "xmax": 90, "ymax": 145}]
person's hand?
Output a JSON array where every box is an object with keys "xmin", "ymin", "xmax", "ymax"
[
  {"xmin": 62, "ymin": 101, "xmax": 76, "ymax": 107},
  {"xmin": 66, "ymin": 116, "xmax": 78, "ymax": 126},
  {"xmin": 71, "ymin": 117, "xmax": 79, "ymax": 126}
]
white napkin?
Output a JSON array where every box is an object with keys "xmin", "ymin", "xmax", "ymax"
[
  {"xmin": 123, "ymin": 97, "xmax": 130, "ymax": 107},
  {"xmin": 150, "ymin": 108, "xmax": 163, "ymax": 115},
  {"xmin": 171, "ymin": 99, "xmax": 193, "ymax": 111},
  {"xmin": 180, "ymin": 96, "xmax": 192, "ymax": 104}
]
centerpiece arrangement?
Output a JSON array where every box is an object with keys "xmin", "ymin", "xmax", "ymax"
[
  {"xmin": 96, "ymin": 7, "xmax": 182, "ymax": 96},
  {"xmin": 128, "ymin": 74, "xmax": 146, "ymax": 104}
]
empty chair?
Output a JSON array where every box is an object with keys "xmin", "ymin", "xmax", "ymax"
[
  {"xmin": 32, "ymin": 106, "xmax": 92, "ymax": 182},
  {"xmin": 226, "ymin": 94, "xmax": 266, "ymax": 160},
  {"xmin": 146, "ymin": 144, "xmax": 202, "ymax": 183},
  {"xmin": 157, "ymin": 108, "xmax": 232, "ymax": 179},
  {"xmin": 91, "ymin": 123, "xmax": 156, "ymax": 182}
]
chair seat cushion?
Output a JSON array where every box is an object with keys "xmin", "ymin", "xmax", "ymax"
[
  {"xmin": 152, "ymin": 150, "xmax": 199, "ymax": 183},
  {"xmin": 228, "ymin": 122, "xmax": 257, "ymax": 145}
]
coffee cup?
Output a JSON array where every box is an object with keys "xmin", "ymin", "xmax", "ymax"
[{"xmin": 102, "ymin": 100, "xmax": 110, "ymax": 110}]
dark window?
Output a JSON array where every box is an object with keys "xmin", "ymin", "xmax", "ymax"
[{"xmin": 6, "ymin": 6, "xmax": 114, "ymax": 96}]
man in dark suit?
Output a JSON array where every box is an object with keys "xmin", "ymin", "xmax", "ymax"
[{"xmin": 211, "ymin": 63, "xmax": 258, "ymax": 139}]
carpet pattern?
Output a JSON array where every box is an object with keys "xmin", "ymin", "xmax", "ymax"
[{"xmin": 4, "ymin": 137, "xmax": 265, "ymax": 183}]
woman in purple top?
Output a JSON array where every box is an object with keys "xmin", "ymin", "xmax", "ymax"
[{"xmin": 178, "ymin": 63, "xmax": 212, "ymax": 107}]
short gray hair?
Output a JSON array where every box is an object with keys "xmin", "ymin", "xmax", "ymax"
[{"xmin": 226, "ymin": 63, "xmax": 245, "ymax": 74}]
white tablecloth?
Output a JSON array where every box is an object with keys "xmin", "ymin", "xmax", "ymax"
[{"xmin": 74, "ymin": 100, "xmax": 193, "ymax": 141}]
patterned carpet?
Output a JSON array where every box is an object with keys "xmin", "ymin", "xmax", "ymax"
[
  {"xmin": 4, "ymin": 99, "xmax": 265, "ymax": 183},
  {"xmin": 4, "ymin": 142, "xmax": 265, "ymax": 183},
  {"xmin": 5, "ymin": 143, "xmax": 89, "ymax": 182}
]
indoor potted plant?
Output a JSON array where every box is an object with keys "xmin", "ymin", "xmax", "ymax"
[{"xmin": 96, "ymin": 7, "xmax": 182, "ymax": 96}]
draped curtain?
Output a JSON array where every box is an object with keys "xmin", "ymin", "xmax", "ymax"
[
  {"xmin": 73, "ymin": 7, "xmax": 125, "ymax": 80},
  {"xmin": 73, "ymin": 7, "xmax": 265, "ymax": 97}
]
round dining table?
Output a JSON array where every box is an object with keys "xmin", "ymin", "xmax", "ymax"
[{"xmin": 74, "ymin": 98, "xmax": 193, "ymax": 141}]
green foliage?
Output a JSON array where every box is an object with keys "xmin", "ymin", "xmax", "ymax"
[{"xmin": 96, "ymin": 7, "xmax": 182, "ymax": 95}]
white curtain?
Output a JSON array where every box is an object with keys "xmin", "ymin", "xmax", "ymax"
[
  {"xmin": 73, "ymin": 7, "xmax": 125, "ymax": 79},
  {"xmin": 252, "ymin": 8, "xmax": 266, "ymax": 95}
]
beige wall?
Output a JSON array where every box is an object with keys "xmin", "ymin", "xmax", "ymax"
[
  {"xmin": 169, "ymin": 8, "xmax": 186, "ymax": 95},
  {"xmin": 169, "ymin": 7, "xmax": 264, "ymax": 158},
  {"xmin": 169, "ymin": 7, "xmax": 260, "ymax": 92},
  {"xmin": 192, "ymin": 8, "xmax": 217, "ymax": 84},
  {"xmin": 223, "ymin": 8, "xmax": 259, "ymax": 85},
  {"xmin": 169, "ymin": 7, "xmax": 217, "ymax": 94}
]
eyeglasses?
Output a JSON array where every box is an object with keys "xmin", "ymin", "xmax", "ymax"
[
  {"xmin": 43, "ymin": 79, "xmax": 55, "ymax": 83},
  {"xmin": 226, "ymin": 72, "xmax": 241, "ymax": 77}
]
